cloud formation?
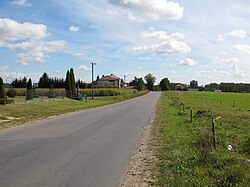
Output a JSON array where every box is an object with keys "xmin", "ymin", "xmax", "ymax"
[
  {"xmin": 234, "ymin": 44, "xmax": 250, "ymax": 54},
  {"xmin": 0, "ymin": 18, "xmax": 64, "ymax": 65},
  {"xmin": 11, "ymin": 0, "xmax": 31, "ymax": 7},
  {"xmin": 78, "ymin": 64, "xmax": 89, "ymax": 71},
  {"xmin": 69, "ymin": 26, "xmax": 80, "ymax": 32},
  {"xmin": 179, "ymin": 58, "xmax": 198, "ymax": 66},
  {"xmin": 131, "ymin": 27, "xmax": 190, "ymax": 54},
  {"xmin": 216, "ymin": 29, "xmax": 247, "ymax": 42},
  {"xmin": 108, "ymin": 0, "xmax": 183, "ymax": 21}
]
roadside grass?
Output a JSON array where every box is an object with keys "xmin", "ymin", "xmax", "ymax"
[
  {"xmin": 152, "ymin": 91, "xmax": 250, "ymax": 186},
  {"xmin": 0, "ymin": 90, "xmax": 148, "ymax": 130}
]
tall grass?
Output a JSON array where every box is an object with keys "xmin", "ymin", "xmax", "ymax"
[{"xmin": 152, "ymin": 91, "xmax": 250, "ymax": 186}]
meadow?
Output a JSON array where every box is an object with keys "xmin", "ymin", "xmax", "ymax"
[
  {"xmin": 153, "ymin": 91, "xmax": 250, "ymax": 186},
  {"xmin": 0, "ymin": 89, "xmax": 148, "ymax": 130}
]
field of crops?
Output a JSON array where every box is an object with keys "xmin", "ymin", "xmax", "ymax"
[{"xmin": 153, "ymin": 91, "xmax": 250, "ymax": 186}]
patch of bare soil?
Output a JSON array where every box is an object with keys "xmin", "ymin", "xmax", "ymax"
[{"xmin": 122, "ymin": 114, "xmax": 156, "ymax": 187}]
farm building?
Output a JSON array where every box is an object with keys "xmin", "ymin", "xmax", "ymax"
[{"xmin": 97, "ymin": 74, "xmax": 121, "ymax": 88}]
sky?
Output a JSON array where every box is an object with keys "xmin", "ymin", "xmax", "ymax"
[{"xmin": 0, "ymin": 0, "xmax": 250, "ymax": 85}]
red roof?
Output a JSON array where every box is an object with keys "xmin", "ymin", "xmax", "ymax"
[{"xmin": 99, "ymin": 74, "xmax": 120, "ymax": 81}]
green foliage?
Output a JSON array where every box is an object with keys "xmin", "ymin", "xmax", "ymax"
[
  {"xmin": 26, "ymin": 79, "xmax": 33, "ymax": 100},
  {"xmin": 0, "ymin": 98, "xmax": 14, "ymax": 104},
  {"xmin": 0, "ymin": 77, "xmax": 4, "ymax": 98},
  {"xmin": 190, "ymin": 80, "xmax": 198, "ymax": 88},
  {"xmin": 65, "ymin": 70, "xmax": 72, "ymax": 98},
  {"xmin": 159, "ymin": 77, "xmax": 170, "ymax": 91},
  {"xmin": 80, "ymin": 88, "xmax": 137, "ymax": 97},
  {"xmin": 144, "ymin": 73, "xmax": 156, "ymax": 90},
  {"xmin": 6, "ymin": 88, "xmax": 17, "ymax": 98},
  {"xmin": 153, "ymin": 91, "xmax": 250, "ymax": 186},
  {"xmin": 70, "ymin": 68, "xmax": 76, "ymax": 95},
  {"xmin": 136, "ymin": 78, "xmax": 145, "ymax": 91}
]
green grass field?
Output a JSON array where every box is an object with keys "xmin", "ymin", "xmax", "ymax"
[
  {"xmin": 153, "ymin": 91, "xmax": 250, "ymax": 186},
  {"xmin": 0, "ymin": 90, "xmax": 148, "ymax": 130}
]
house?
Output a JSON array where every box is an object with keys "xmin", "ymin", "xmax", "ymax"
[{"xmin": 97, "ymin": 74, "xmax": 121, "ymax": 88}]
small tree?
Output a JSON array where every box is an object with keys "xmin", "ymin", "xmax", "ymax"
[
  {"xmin": 190, "ymin": 80, "xmax": 198, "ymax": 88},
  {"xmin": 65, "ymin": 70, "xmax": 72, "ymax": 98},
  {"xmin": 70, "ymin": 68, "xmax": 76, "ymax": 96},
  {"xmin": 144, "ymin": 73, "xmax": 156, "ymax": 91},
  {"xmin": 136, "ymin": 78, "xmax": 145, "ymax": 91},
  {"xmin": 0, "ymin": 77, "xmax": 4, "ymax": 98},
  {"xmin": 26, "ymin": 78, "xmax": 33, "ymax": 100},
  {"xmin": 159, "ymin": 77, "xmax": 170, "ymax": 91}
]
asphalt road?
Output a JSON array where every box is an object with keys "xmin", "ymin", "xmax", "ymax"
[{"xmin": 0, "ymin": 92, "xmax": 160, "ymax": 187}]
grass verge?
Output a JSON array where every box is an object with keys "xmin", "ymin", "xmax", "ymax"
[
  {"xmin": 0, "ymin": 90, "xmax": 148, "ymax": 130},
  {"xmin": 152, "ymin": 91, "xmax": 250, "ymax": 186}
]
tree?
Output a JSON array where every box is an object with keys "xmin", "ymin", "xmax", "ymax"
[
  {"xmin": 136, "ymin": 78, "xmax": 145, "ymax": 91},
  {"xmin": 129, "ymin": 77, "xmax": 138, "ymax": 87},
  {"xmin": 159, "ymin": 77, "xmax": 170, "ymax": 91},
  {"xmin": 190, "ymin": 80, "xmax": 198, "ymax": 88},
  {"xmin": 70, "ymin": 68, "xmax": 76, "ymax": 95},
  {"xmin": 65, "ymin": 70, "xmax": 72, "ymax": 98},
  {"xmin": 38, "ymin": 73, "xmax": 51, "ymax": 88},
  {"xmin": 0, "ymin": 77, "xmax": 4, "ymax": 98},
  {"xmin": 144, "ymin": 73, "xmax": 156, "ymax": 91},
  {"xmin": 26, "ymin": 78, "xmax": 33, "ymax": 100},
  {"xmin": 96, "ymin": 75, "xmax": 100, "ymax": 81}
]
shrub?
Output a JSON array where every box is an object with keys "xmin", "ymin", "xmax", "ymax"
[
  {"xmin": 6, "ymin": 88, "xmax": 17, "ymax": 98},
  {"xmin": 0, "ymin": 98, "xmax": 14, "ymax": 104},
  {"xmin": 47, "ymin": 89, "xmax": 55, "ymax": 98}
]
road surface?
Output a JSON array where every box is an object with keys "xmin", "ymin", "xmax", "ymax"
[{"xmin": 0, "ymin": 92, "xmax": 160, "ymax": 187}]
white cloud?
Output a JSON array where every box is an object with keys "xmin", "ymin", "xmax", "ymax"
[
  {"xmin": 69, "ymin": 26, "xmax": 80, "ymax": 32},
  {"xmin": 108, "ymin": 0, "xmax": 183, "ymax": 21},
  {"xmin": 131, "ymin": 27, "xmax": 191, "ymax": 54},
  {"xmin": 0, "ymin": 18, "xmax": 64, "ymax": 65},
  {"xmin": 214, "ymin": 57, "xmax": 245, "ymax": 78},
  {"xmin": 78, "ymin": 64, "xmax": 89, "ymax": 71},
  {"xmin": 234, "ymin": 44, "xmax": 250, "ymax": 54},
  {"xmin": 170, "ymin": 70, "xmax": 176, "ymax": 75},
  {"xmin": 16, "ymin": 52, "xmax": 46, "ymax": 65},
  {"xmin": 179, "ymin": 58, "xmax": 199, "ymax": 66},
  {"xmin": 7, "ymin": 41, "xmax": 65, "ymax": 52},
  {"xmin": 229, "ymin": 29, "xmax": 247, "ymax": 38},
  {"xmin": 11, "ymin": 0, "xmax": 31, "ymax": 7},
  {"xmin": 216, "ymin": 34, "xmax": 224, "ymax": 42},
  {"xmin": 137, "ymin": 56, "xmax": 151, "ymax": 61},
  {"xmin": 0, "ymin": 18, "xmax": 49, "ymax": 41},
  {"xmin": 0, "ymin": 66, "xmax": 9, "ymax": 71},
  {"xmin": 216, "ymin": 29, "xmax": 247, "ymax": 42}
]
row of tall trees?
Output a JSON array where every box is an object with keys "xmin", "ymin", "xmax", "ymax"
[
  {"xmin": 65, "ymin": 68, "xmax": 76, "ymax": 98},
  {"xmin": 38, "ymin": 73, "xmax": 64, "ymax": 88},
  {"xmin": 204, "ymin": 82, "xmax": 250, "ymax": 93}
]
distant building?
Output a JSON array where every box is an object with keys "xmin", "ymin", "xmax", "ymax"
[
  {"xmin": 214, "ymin": 90, "xmax": 222, "ymax": 92},
  {"xmin": 97, "ymin": 74, "xmax": 121, "ymax": 88}
]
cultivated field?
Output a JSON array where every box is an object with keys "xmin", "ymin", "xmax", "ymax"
[{"xmin": 153, "ymin": 91, "xmax": 250, "ymax": 186}]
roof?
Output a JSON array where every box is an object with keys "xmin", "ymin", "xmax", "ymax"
[{"xmin": 99, "ymin": 74, "xmax": 120, "ymax": 81}]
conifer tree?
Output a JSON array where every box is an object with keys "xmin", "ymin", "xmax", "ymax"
[
  {"xmin": 26, "ymin": 78, "xmax": 33, "ymax": 100},
  {"xmin": 0, "ymin": 77, "xmax": 4, "ymax": 98}
]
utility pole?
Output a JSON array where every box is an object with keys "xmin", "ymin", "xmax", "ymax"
[
  {"xmin": 124, "ymin": 75, "xmax": 127, "ymax": 87},
  {"xmin": 91, "ymin": 62, "xmax": 96, "ymax": 99}
]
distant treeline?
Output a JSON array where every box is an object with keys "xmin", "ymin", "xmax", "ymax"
[
  {"xmin": 204, "ymin": 82, "xmax": 250, "ymax": 93},
  {"xmin": 10, "ymin": 72, "xmax": 91, "ymax": 89}
]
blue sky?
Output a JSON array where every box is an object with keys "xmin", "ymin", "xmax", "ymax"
[{"xmin": 0, "ymin": 0, "xmax": 250, "ymax": 85}]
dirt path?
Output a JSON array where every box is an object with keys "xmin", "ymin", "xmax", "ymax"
[{"xmin": 122, "ymin": 114, "xmax": 156, "ymax": 187}]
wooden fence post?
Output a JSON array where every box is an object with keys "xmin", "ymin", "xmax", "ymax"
[
  {"xmin": 190, "ymin": 107, "xmax": 193, "ymax": 122},
  {"xmin": 212, "ymin": 118, "xmax": 216, "ymax": 148}
]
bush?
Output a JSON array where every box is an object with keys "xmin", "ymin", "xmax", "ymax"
[
  {"xmin": 47, "ymin": 89, "xmax": 55, "ymax": 98},
  {"xmin": 0, "ymin": 98, "xmax": 14, "ymax": 104},
  {"xmin": 6, "ymin": 88, "xmax": 17, "ymax": 98}
]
